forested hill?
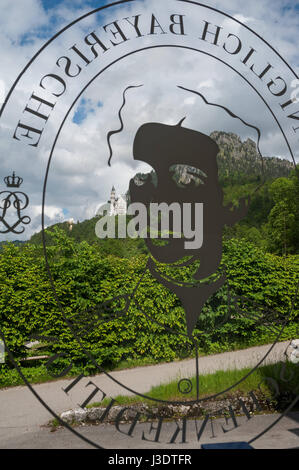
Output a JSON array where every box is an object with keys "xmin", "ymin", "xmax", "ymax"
[
  {"xmin": 28, "ymin": 217, "xmax": 148, "ymax": 257},
  {"xmin": 133, "ymin": 131, "xmax": 293, "ymax": 187},
  {"xmin": 211, "ymin": 131, "xmax": 293, "ymax": 185},
  {"xmin": 27, "ymin": 131, "xmax": 297, "ymax": 254},
  {"xmin": 0, "ymin": 240, "xmax": 25, "ymax": 250}
]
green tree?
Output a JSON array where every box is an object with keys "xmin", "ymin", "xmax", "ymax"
[{"xmin": 266, "ymin": 170, "xmax": 299, "ymax": 255}]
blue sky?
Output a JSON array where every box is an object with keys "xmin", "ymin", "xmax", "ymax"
[
  {"xmin": 73, "ymin": 99, "xmax": 103, "ymax": 125},
  {"xmin": 41, "ymin": 0, "xmax": 299, "ymax": 13},
  {"xmin": 41, "ymin": 0, "xmax": 109, "ymax": 11},
  {"xmin": 282, "ymin": 2, "xmax": 299, "ymax": 12},
  {"xmin": 17, "ymin": 0, "xmax": 299, "ymax": 48},
  {"xmin": 20, "ymin": 0, "xmax": 111, "ymax": 44}
]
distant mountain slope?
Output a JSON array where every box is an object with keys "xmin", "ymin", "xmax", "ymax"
[
  {"xmin": 0, "ymin": 240, "xmax": 25, "ymax": 250},
  {"xmin": 28, "ymin": 219, "xmax": 99, "ymax": 246},
  {"xmin": 27, "ymin": 217, "xmax": 147, "ymax": 257},
  {"xmin": 27, "ymin": 131, "xmax": 294, "ymax": 246},
  {"xmin": 134, "ymin": 131, "xmax": 293, "ymax": 187},
  {"xmin": 211, "ymin": 131, "xmax": 293, "ymax": 185}
]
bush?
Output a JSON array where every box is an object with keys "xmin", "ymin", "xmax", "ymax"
[{"xmin": 0, "ymin": 229, "xmax": 298, "ymax": 375}]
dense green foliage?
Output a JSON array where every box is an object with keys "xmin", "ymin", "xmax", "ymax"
[
  {"xmin": 266, "ymin": 172, "xmax": 299, "ymax": 255},
  {"xmin": 1, "ymin": 132, "xmax": 298, "ymax": 384},
  {"xmin": 223, "ymin": 170, "xmax": 299, "ymax": 254},
  {"xmin": 0, "ymin": 229, "xmax": 298, "ymax": 378},
  {"xmin": 0, "ymin": 240, "xmax": 25, "ymax": 250}
]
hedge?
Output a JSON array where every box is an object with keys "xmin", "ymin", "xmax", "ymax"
[{"xmin": 0, "ymin": 229, "xmax": 298, "ymax": 374}]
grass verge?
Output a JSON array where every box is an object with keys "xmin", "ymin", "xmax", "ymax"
[{"xmin": 88, "ymin": 362, "xmax": 299, "ymax": 409}]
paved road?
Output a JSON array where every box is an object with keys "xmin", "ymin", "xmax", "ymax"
[
  {"xmin": 0, "ymin": 412, "xmax": 298, "ymax": 449},
  {"xmin": 0, "ymin": 340, "xmax": 294, "ymax": 448}
]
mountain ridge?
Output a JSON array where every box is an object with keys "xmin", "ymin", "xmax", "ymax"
[
  {"xmin": 211, "ymin": 131, "xmax": 293, "ymax": 184},
  {"xmin": 8, "ymin": 130, "xmax": 295, "ymax": 246}
]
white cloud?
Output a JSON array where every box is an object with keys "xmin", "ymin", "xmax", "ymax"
[
  {"xmin": 183, "ymin": 96, "xmax": 196, "ymax": 105},
  {"xmin": 233, "ymin": 14, "xmax": 254, "ymax": 25},
  {"xmin": 0, "ymin": 0, "xmax": 47, "ymax": 40},
  {"xmin": 197, "ymin": 79, "xmax": 214, "ymax": 90}
]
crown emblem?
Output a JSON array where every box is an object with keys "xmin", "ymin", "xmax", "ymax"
[{"xmin": 4, "ymin": 172, "xmax": 23, "ymax": 188}]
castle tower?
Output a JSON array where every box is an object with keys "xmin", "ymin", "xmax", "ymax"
[
  {"xmin": 111, "ymin": 185, "xmax": 116, "ymax": 203},
  {"xmin": 109, "ymin": 185, "xmax": 116, "ymax": 216},
  {"xmin": 108, "ymin": 185, "xmax": 127, "ymax": 216}
]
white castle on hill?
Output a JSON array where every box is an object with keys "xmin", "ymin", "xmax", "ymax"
[{"xmin": 108, "ymin": 186, "xmax": 127, "ymax": 216}]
